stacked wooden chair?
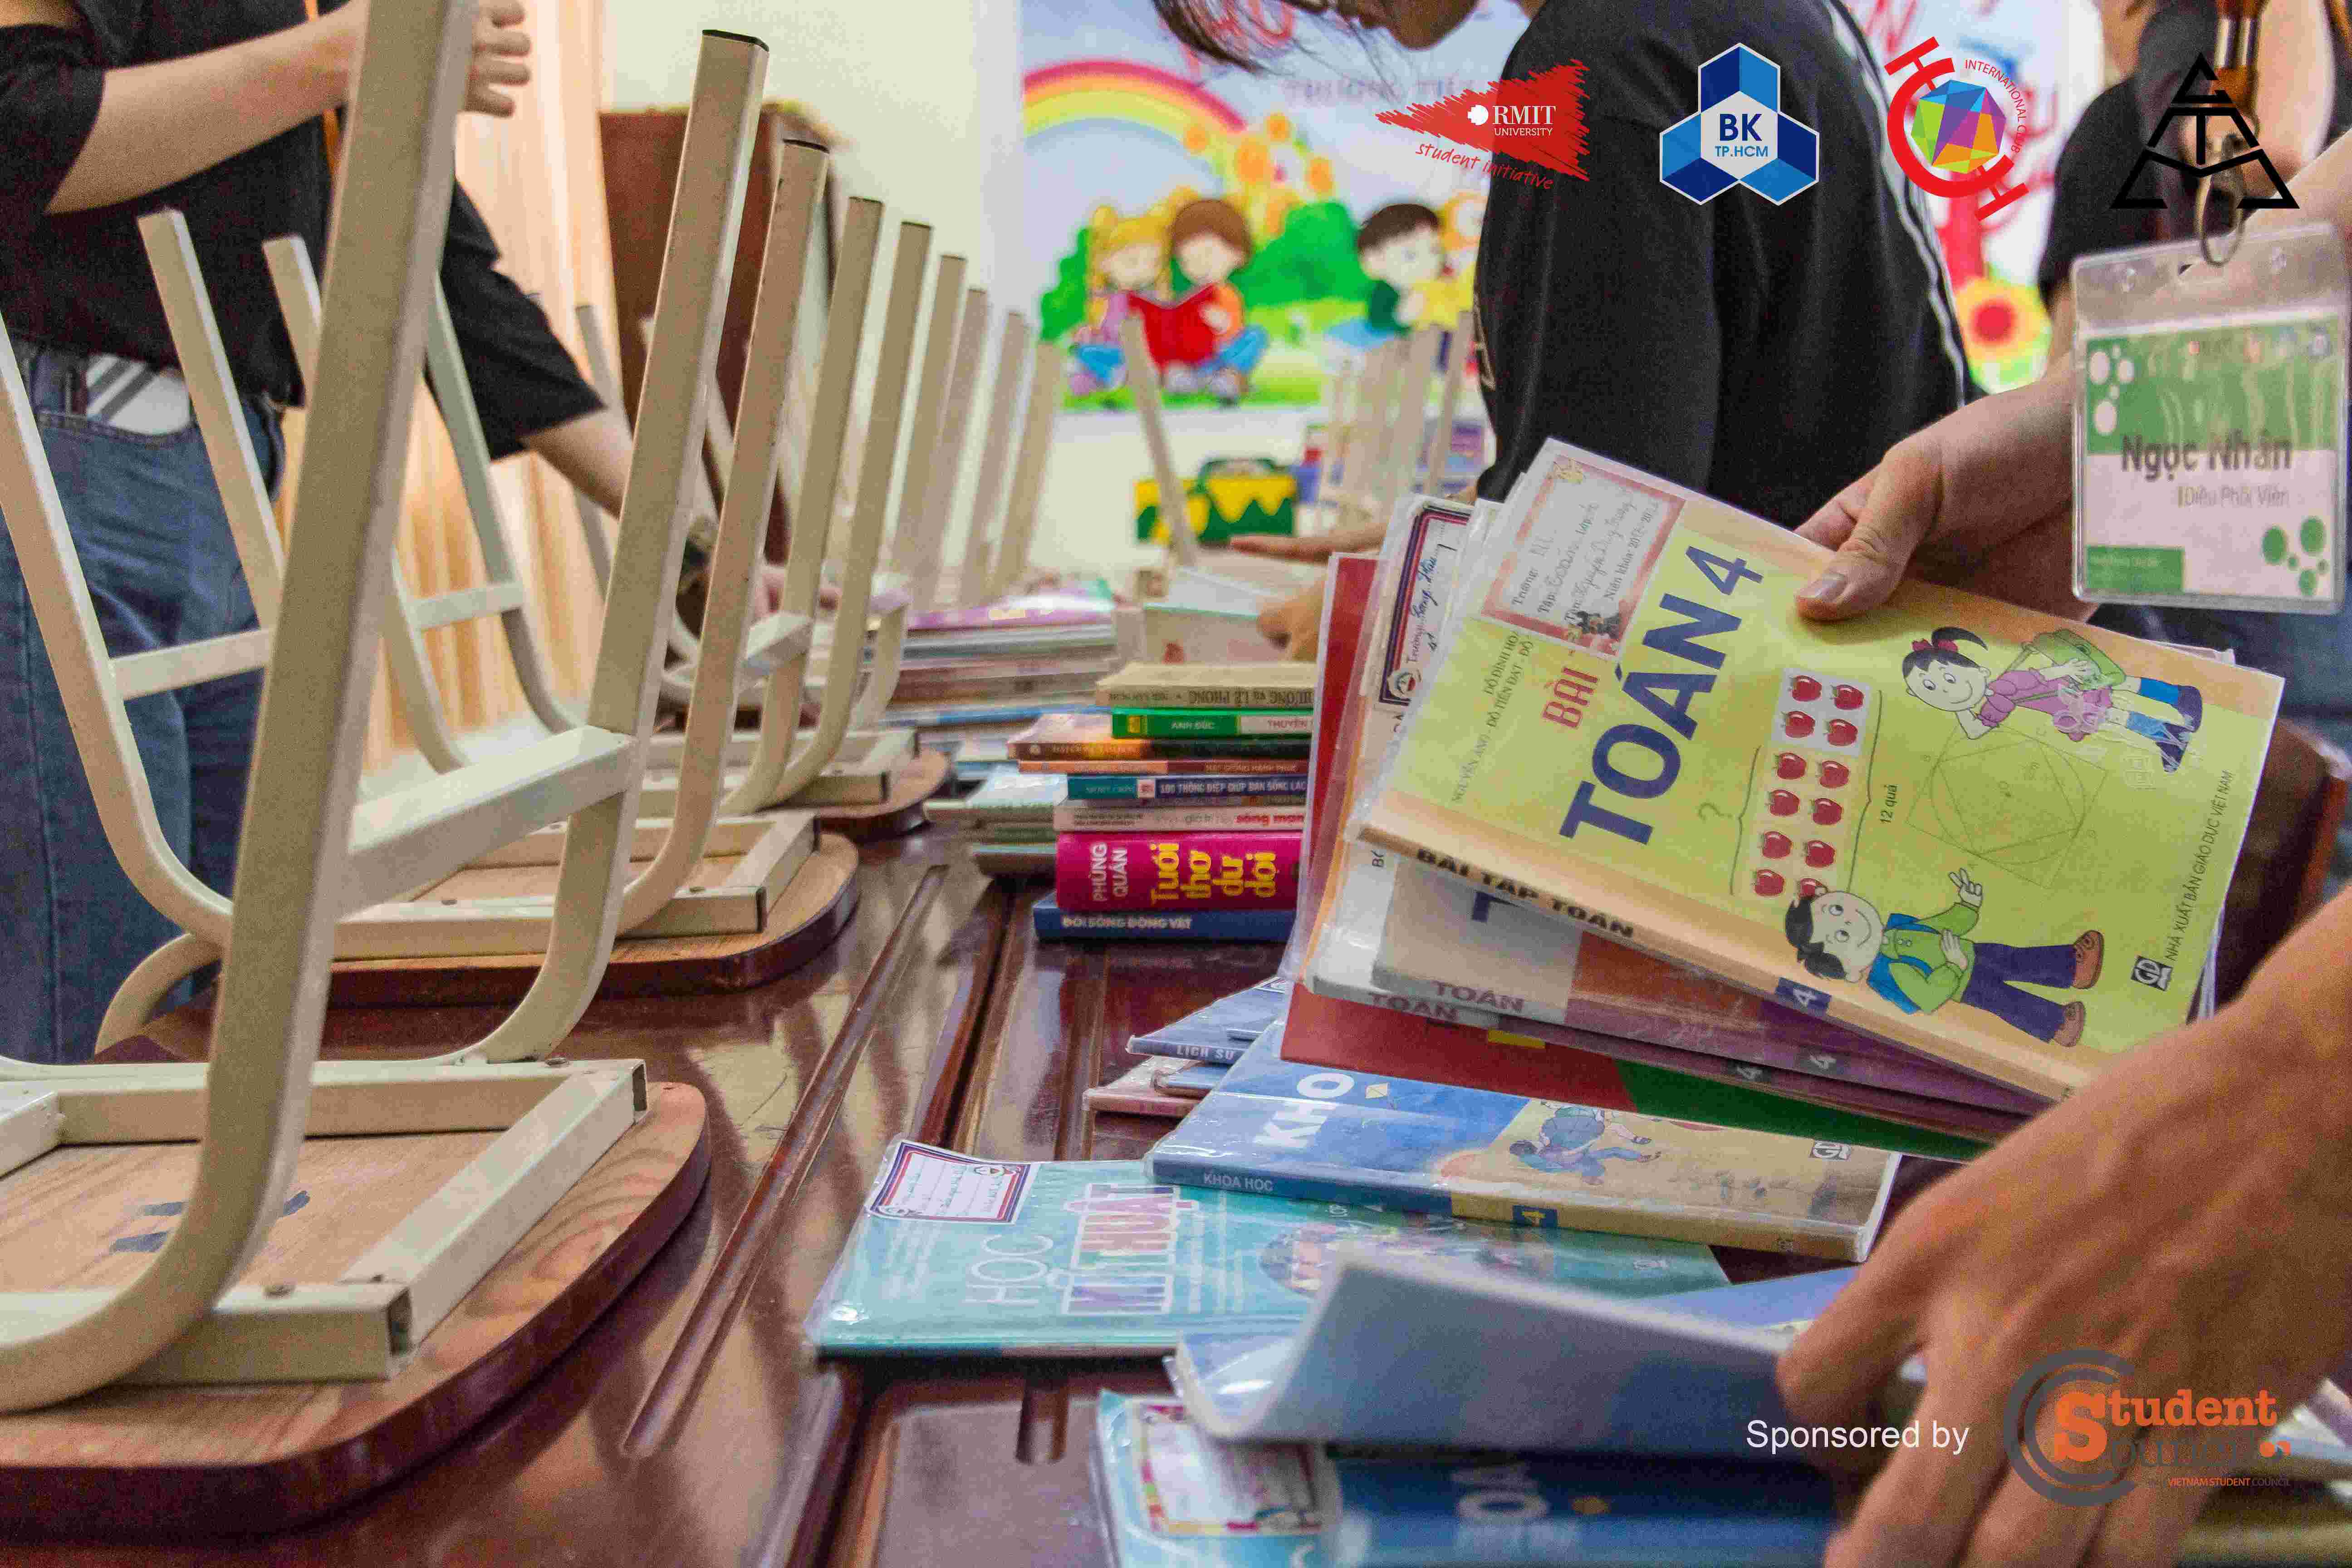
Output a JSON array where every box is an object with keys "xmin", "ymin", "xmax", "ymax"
[
  {"xmin": 0, "ymin": 5, "xmax": 756, "ymax": 1456},
  {"xmin": 10, "ymin": 145, "xmax": 856, "ymax": 1011}
]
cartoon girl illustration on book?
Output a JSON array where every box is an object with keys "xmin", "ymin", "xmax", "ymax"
[
  {"xmin": 1508, "ymin": 1105, "xmax": 1660, "ymax": 1185},
  {"xmin": 1066, "ymin": 204, "xmax": 1170, "ymax": 397},
  {"xmin": 1900, "ymin": 626, "xmax": 2204, "ymax": 772},
  {"xmin": 1784, "ymin": 868, "xmax": 2102, "ymax": 1048}
]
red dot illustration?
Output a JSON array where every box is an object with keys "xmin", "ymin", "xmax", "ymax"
[
  {"xmin": 1790, "ymin": 675, "xmax": 1822, "ymax": 702},
  {"xmin": 1753, "ymin": 869, "xmax": 1785, "ymax": 896},
  {"xmin": 1768, "ymin": 789, "xmax": 1798, "ymax": 816},
  {"xmin": 1811, "ymin": 798, "xmax": 1842, "ymax": 825},
  {"xmin": 1760, "ymin": 831, "xmax": 1792, "ymax": 859},
  {"xmin": 1776, "ymin": 752, "xmax": 1806, "ymax": 780},
  {"xmin": 1803, "ymin": 840, "xmax": 1836, "ymax": 868},
  {"xmin": 1784, "ymin": 711, "xmax": 1816, "ymax": 739},
  {"xmin": 1833, "ymin": 684, "xmax": 1865, "ymax": 710},
  {"xmin": 1825, "ymin": 718, "xmax": 1858, "ymax": 746},
  {"xmin": 1818, "ymin": 760, "xmax": 1850, "ymax": 788},
  {"xmin": 1798, "ymin": 878, "xmax": 1827, "ymax": 898}
]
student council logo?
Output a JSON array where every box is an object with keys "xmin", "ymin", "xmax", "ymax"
[
  {"xmin": 1882, "ymin": 37, "xmax": 2026, "ymax": 219},
  {"xmin": 2004, "ymin": 1348, "xmax": 2291, "ymax": 1505},
  {"xmin": 1660, "ymin": 45, "xmax": 1818, "ymax": 205}
]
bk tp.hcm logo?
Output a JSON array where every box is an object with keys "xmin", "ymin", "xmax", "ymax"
[{"xmin": 1660, "ymin": 45, "xmax": 1818, "ymax": 205}]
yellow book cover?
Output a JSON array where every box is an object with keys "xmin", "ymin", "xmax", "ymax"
[{"xmin": 1357, "ymin": 442, "xmax": 2283, "ymax": 1102}]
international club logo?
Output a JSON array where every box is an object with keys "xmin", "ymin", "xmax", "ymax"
[
  {"xmin": 1883, "ymin": 37, "xmax": 2027, "ymax": 219},
  {"xmin": 1659, "ymin": 45, "xmax": 1818, "ymax": 205}
]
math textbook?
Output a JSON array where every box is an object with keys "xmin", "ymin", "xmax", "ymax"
[
  {"xmin": 1148, "ymin": 1023, "xmax": 1902, "ymax": 1260},
  {"xmin": 1056, "ymin": 831, "xmax": 1303, "ymax": 913},
  {"xmin": 803, "ymin": 1142, "xmax": 1725, "ymax": 1355},
  {"xmin": 1357, "ymin": 442, "xmax": 2282, "ymax": 1101}
]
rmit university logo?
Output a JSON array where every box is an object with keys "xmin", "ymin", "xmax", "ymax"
[
  {"xmin": 2111, "ymin": 55, "xmax": 2296, "ymax": 216},
  {"xmin": 1660, "ymin": 45, "xmax": 1818, "ymax": 204},
  {"xmin": 1883, "ymin": 37, "xmax": 2026, "ymax": 219}
]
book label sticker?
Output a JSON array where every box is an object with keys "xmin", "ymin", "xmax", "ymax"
[
  {"xmin": 1134, "ymin": 1401, "xmax": 1323, "ymax": 1536},
  {"xmin": 1382, "ymin": 500, "xmax": 1472, "ymax": 706},
  {"xmin": 2072, "ymin": 226, "xmax": 2347, "ymax": 613},
  {"xmin": 1482, "ymin": 453, "xmax": 1681, "ymax": 650},
  {"xmin": 865, "ymin": 1143, "xmax": 1031, "ymax": 1223}
]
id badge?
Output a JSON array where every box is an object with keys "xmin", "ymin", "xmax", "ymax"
[{"xmin": 2072, "ymin": 224, "xmax": 2347, "ymax": 614}]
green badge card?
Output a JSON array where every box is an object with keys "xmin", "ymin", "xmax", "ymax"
[{"xmin": 2073, "ymin": 226, "xmax": 2347, "ymax": 614}]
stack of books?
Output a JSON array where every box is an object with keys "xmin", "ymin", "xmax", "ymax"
[
  {"xmin": 1020, "ymin": 662, "xmax": 1316, "ymax": 941},
  {"xmin": 881, "ymin": 583, "xmax": 1128, "ymax": 773},
  {"xmin": 918, "ymin": 768, "xmax": 1062, "ymax": 876}
]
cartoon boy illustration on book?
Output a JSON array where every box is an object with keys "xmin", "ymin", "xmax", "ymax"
[
  {"xmin": 1329, "ymin": 202, "xmax": 1446, "ymax": 349},
  {"xmin": 1784, "ymin": 869, "xmax": 2103, "ymax": 1048},
  {"xmin": 1508, "ymin": 1105, "xmax": 1660, "ymax": 1185},
  {"xmin": 1901, "ymin": 625, "xmax": 2203, "ymax": 772},
  {"xmin": 1162, "ymin": 197, "xmax": 1269, "ymax": 403}
]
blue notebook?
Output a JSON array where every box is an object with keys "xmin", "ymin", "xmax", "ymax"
[
  {"xmin": 803, "ymin": 1142, "xmax": 1723, "ymax": 1356},
  {"xmin": 1035, "ymin": 898, "xmax": 1296, "ymax": 943}
]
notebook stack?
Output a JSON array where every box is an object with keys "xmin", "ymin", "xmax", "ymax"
[
  {"xmin": 1023, "ymin": 662, "xmax": 1314, "ymax": 941},
  {"xmin": 880, "ymin": 581, "xmax": 1129, "ymax": 771},
  {"xmin": 919, "ymin": 768, "xmax": 1063, "ymax": 877}
]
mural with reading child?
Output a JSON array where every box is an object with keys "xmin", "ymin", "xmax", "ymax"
[{"xmin": 1019, "ymin": 0, "xmax": 1522, "ymax": 410}]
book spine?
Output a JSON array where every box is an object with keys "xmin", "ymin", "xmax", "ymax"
[
  {"xmin": 1054, "ymin": 802, "xmax": 1310, "ymax": 833},
  {"xmin": 1110, "ymin": 708, "xmax": 1317, "ymax": 738},
  {"xmin": 1034, "ymin": 903, "xmax": 1296, "ymax": 941},
  {"xmin": 1145, "ymin": 1146, "xmax": 1455, "ymax": 1215},
  {"xmin": 1063, "ymin": 772, "xmax": 1311, "ymax": 800},
  {"xmin": 1094, "ymin": 685, "xmax": 1315, "ymax": 710},
  {"xmin": 1053, "ymin": 832, "xmax": 1303, "ymax": 913},
  {"xmin": 1126, "ymin": 1035, "xmax": 1251, "ymax": 1063},
  {"xmin": 1364, "ymin": 957, "xmax": 2043, "ymax": 1113},
  {"xmin": 1012, "ymin": 735, "xmax": 1312, "ymax": 761}
]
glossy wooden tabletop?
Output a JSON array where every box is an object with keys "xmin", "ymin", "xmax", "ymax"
[{"xmin": 12, "ymin": 836, "xmax": 1009, "ymax": 1568}]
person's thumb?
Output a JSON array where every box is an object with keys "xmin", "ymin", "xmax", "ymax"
[{"xmin": 1793, "ymin": 440, "xmax": 1939, "ymax": 622}]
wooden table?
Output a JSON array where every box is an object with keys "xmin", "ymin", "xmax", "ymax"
[
  {"xmin": 11, "ymin": 836, "xmax": 1007, "ymax": 1568},
  {"xmin": 10, "ymin": 858, "xmax": 1955, "ymax": 1566}
]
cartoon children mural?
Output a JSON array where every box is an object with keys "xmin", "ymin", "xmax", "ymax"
[
  {"xmin": 1330, "ymin": 201, "xmax": 1446, "ymax": 349},
  {"xmin": 1067, "ymin": 204, "xmax": 1171, "ymax": 397},
  {"xmin": 1508, "ymin": 1105, "xmax": 1660, "ymax": 1185},
  {"xmin": 1901, "ymin": 626, "xmax": 2204, "ymax": 772},
  {"xmin": 1162, "ymin": 196, "xmax": 1269, "ymax": 402},
  {"xmin": 1785, "ymin": 869, "xmax": 2103, "ymax": 1048}
]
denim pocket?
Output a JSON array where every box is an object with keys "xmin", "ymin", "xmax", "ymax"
[{"xmin": 36, "ymin": 403, "xmax": 200, "ymax": 450}]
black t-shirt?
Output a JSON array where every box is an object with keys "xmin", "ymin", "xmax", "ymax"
[
  {"xmin": 1473, "ymin": 0, "xmax": 1970, "ymax": 525},
  {"xmin": 2035, "ymin": 81, "xmax": 2162, "ymax": 303},
  {"xmin": 0, "ymin": 0, "xmax": 598, "ymax": 457}
]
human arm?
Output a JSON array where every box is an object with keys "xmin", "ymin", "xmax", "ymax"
[
  {"xmin": 1887, "ymin": 955, "xmax": 1965, "ymax": 1013},
  {"xmin": 0, "ymin": 0, "xmax": 529, "ymax": 218},
  {"xmin": 1799, "ymin": 128, "xmax": 2352, "ymax": 622},
  {"xmin": 1229, "ymin": 511, "xmax": 1391, "ymax": 659},
  {"xmin": 1778, "ymin": 884, "xmax": 2352, "ymax": 1567}
]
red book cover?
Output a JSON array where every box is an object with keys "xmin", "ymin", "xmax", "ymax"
[
  {"xmin": 1054, "ymin": 830, "xmax": 1303, "ymax": 912},
  {"xmin": 1130, "ymin": 286, "xmax": 1221, "ymax": 367}
]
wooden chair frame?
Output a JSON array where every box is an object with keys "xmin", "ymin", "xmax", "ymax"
[
  {"xmin": 36, "ymin": 148, "xmax": 828, "ymax": 980},
  {"xmin": 1121, "ymin": 312, "xmax": 1201, "ymax": 571},
  {"xmin": 0, "ymin": 28, "xmax": 766, "ymax": 1058},
  {"xmin": 0, "ymin": 15, "xmax": 768, "ymax": 1411}
]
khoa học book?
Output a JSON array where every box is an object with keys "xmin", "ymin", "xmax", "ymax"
[
  {"xmin": 1357, "ymin": 441, "xmax": 2281, "ymax": 1102},
  {"xmin": 1147, "ymin": 1021, "xmax": 1902, "ymax": 1260},
  {"xmin": 1096, "ymin": 661, "xmax": 1317, "ymax": 710},
  {"xmin": 802, "ymin": 1142, "xmax": 1725, "ymax": 1355}
]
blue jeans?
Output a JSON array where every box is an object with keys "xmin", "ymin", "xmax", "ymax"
[
  {"xmin": 1957, "ymin": 941, "xmax": 2081, "ymax": 1043},
  {"xmin": 0, "ymin": 338, "xmax": 278, "ymax": 1063}
]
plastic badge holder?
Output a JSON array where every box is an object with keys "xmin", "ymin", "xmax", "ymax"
[{"xmin": 2072, "ymin": 224, "xmax": 2348, "ymax": 614}]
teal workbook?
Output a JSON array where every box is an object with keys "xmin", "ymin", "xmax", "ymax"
[{"xmin": 803, "ymin": 1142, "xmax": 1725, "ymax": 1355}]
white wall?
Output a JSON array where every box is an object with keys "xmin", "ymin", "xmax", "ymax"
[{"xmin": 603, "ymin": 0, "xmax": 1317, "ymax": 585}]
